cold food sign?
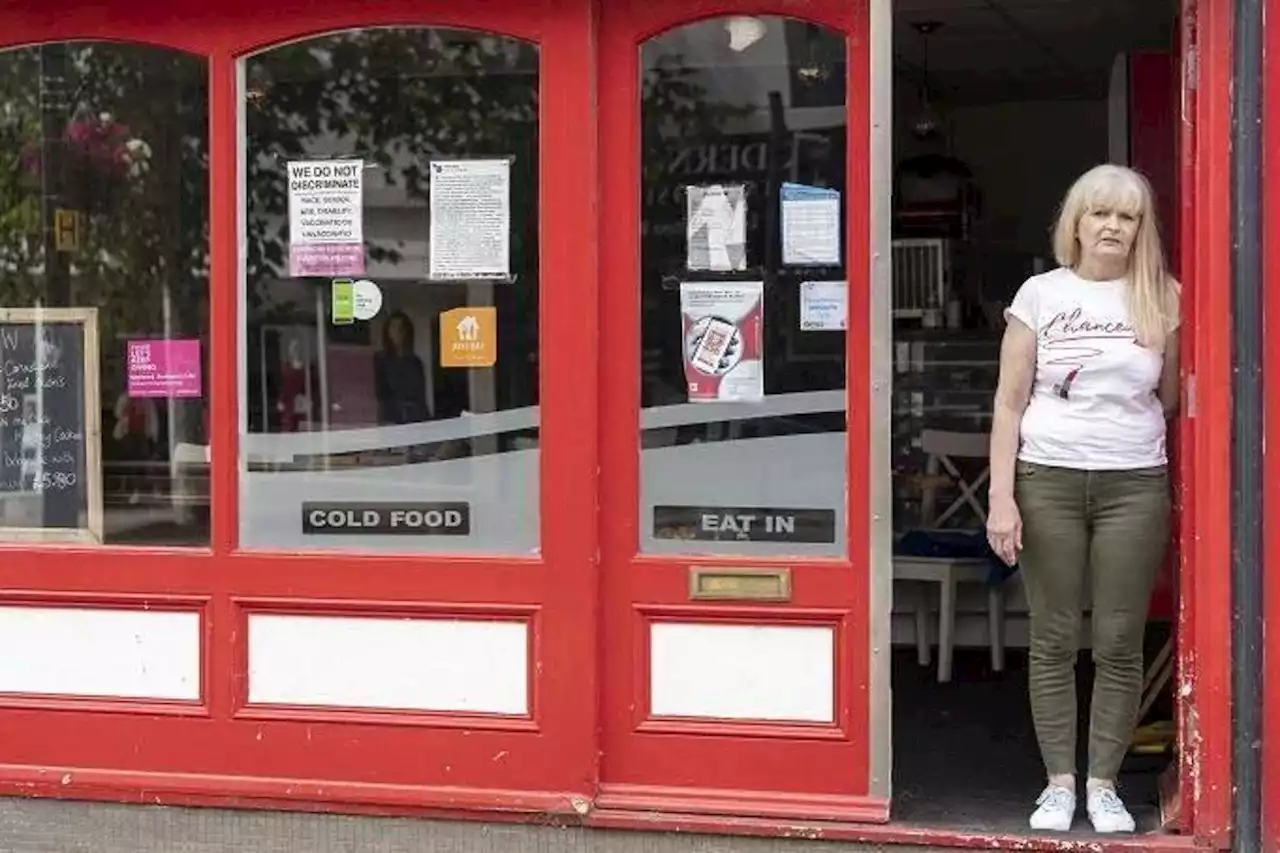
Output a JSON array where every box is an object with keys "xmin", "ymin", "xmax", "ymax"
[{"xmin": 302, "ymin": 502, "xmax": 470, "ymax": 535}]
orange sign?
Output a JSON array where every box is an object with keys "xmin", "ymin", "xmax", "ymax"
[
  {"xmin": 440, "ymin": 306, "xmax": 497, "ymax": 368},
  {"xmin": 54, "ymin": 209, "xmax": 84, "ymax": 253}
]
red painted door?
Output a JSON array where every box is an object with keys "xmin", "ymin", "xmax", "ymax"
[{"xmin": 596, "ymin": 0, "xmax": 883, "ymax": 821}]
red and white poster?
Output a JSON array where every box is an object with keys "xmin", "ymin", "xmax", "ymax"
[{"xmin": 679, "ymin": 281, "xmax": 764, "ymax": 403}]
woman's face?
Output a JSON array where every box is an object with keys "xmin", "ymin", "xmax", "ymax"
[
  {"xmin": 1077, "ymin": 205, "xmax": 1140, "ymax": 266},
  {"xmin": 388, "ymin": 318, "xmax": 407, "ymax": 347}
]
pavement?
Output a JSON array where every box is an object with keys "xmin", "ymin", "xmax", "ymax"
[{"xmin": 0, "ymin": 798, "xmax": 948, "ymax": 853}]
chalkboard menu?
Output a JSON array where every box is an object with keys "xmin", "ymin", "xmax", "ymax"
[{"xmin": 0, "ymin": 309, "xmax": 101, "ymax": 543}]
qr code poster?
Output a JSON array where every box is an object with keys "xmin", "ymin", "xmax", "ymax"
[{"xmin": 679, "ymin": 281, "xmax": 764, "ymax": 403}]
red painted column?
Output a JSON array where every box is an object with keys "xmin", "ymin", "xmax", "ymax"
[{"xmin": 1181, "ymin": 0, "xmax": 1235, "ymax": 845}]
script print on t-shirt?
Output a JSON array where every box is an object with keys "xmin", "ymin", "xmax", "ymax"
[{"xmin": 1007, "ymin": 267, "xmax": 1167, "ymax": 470}]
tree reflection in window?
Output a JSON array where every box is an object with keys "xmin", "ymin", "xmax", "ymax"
[
  {"xmin": 0, "ymin": 43, "xmax": 210, "ymax": 546},
  {"xmin": 638, "ymin": 18, "xmax": 849, "ymax": 557},
  {"xmin": 242, "ymin": 30, "xmax": 540, "ymax": 434},
  {"xmin": 239, "ymin": 29, "xmax": 542, "ymax": 555}
]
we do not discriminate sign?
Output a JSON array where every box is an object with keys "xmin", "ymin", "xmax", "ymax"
[{"xmin": 287, "ymin": 160, "xmax": 365, "ymax": 278}]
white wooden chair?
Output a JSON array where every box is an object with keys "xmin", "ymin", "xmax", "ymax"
[{"xmin": 893, "ymin": 429, "xmax": 1007, "ymax": 683}]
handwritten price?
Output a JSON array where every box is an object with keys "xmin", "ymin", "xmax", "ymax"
[{"xmin": 32, "ymin": 471, "xmax": 77, "ymax": 492}]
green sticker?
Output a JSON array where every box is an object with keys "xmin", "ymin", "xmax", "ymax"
[{"xmin": 332, "ymin": 279, "xmax": 354, "ymax": 325}]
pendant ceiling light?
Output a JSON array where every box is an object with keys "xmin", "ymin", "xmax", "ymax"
[
  {"xmin": 911, "ymin": 20, "xmax": 944, "ymax": 140},
  {"xmin": 797, "ymin": 22, "xmax": 832, "ymax": 82}
]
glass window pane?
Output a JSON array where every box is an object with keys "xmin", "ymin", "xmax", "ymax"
[
  {"xmin": 240, "ymin": 29, "xmax": 540, "ymax": 554},
  {"xmin": 640, "ymin": 18, "xmax": 848, "ymax": 557},
  {"xmin": 0, "ymin": 43, "xmax": 210, "ymax": 546}
]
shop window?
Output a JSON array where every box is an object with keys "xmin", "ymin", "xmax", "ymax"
[
  {"xmin": 0, "ymin": 43, "xmax": 210, "ymax": 546},
  {"xmin": 240, "ymin": 29, "xmax": 540, "ymax": 554},
  {"xmin": 639, "ymin": 18, "xmax": 848, "ymax": 557}
]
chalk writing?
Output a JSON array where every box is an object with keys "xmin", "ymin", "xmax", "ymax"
[{"xmin": 0, "ymin": 321, "xmax": 87, "ymax": 528}]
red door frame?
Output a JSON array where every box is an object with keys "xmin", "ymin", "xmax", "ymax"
[
  {"xmin": 1178, "ymin": 0, "xmax": 1234, "ymax": 845},
  {"xmin": 0, "ymin": 0, "xmax": 600, "ymax": 814}
]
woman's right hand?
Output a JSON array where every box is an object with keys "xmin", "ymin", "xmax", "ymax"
[{"xmin": 986, "ymin": 494, "xmax": 1023, "ymax": 566}]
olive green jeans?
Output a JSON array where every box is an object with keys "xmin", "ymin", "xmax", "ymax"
[{"xmin": 1014, "ymin": 460, "xmax": 1170, "ymax": 781}]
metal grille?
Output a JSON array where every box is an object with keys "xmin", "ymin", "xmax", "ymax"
[{"xmin": 892, "ymin": 238, "xmax": 951, "ymax": 319}]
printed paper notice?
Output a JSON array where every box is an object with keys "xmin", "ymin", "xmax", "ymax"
[
  {"xmin": 799, "ymin": 280, "xmax": 847, "ymax": 331},
  {"xmin": 781, "ymin": 182, "xmax": 841, "ymax": 266},
  {"xmin": 350, "ymin": 279, "xmax": 383, "ymax": 321},
  {"xmin": 687, "ymin": 184, "xmax": 747, "ymax": 272},
  {"xmin": 429, "ymin": 159, "xmax": 511, "ymax": 281},
  {"xmin": 287, "ymin": 160, "xmax": 365, "ymax": 277},
  {"xmin": 680, "ymin": 281, "xmax": 764, "ymax": 403},
  {"xmin": 334, "ymin": 278, "xmax": 383, "ymax": 323},
  {"xmin": 127, "ymin": 339, "xmax": 202, "ymax": 398}
]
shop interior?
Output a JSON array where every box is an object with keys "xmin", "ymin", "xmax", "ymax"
[{"xmin": 887, "ymin": 0, "xmax": 1180, "ymax": 833}]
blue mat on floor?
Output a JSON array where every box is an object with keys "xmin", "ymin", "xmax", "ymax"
[{"xmin": 894, "ymin": 529, "xmax": 1019, "ymax": 585}]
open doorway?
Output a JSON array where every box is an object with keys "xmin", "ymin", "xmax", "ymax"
[{"xmin": 888, "ymin": 0, "xmax": 1181, "ymax": 833}]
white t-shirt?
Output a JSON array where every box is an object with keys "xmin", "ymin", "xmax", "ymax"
[{"xmin": 1006, "ymin": 267, "xmax": 1170, "ymax": 470}]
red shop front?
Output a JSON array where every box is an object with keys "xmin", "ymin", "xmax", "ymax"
[{"xmin": 0, "ymin": 0, "xmax": 1237, "ymax": 850}]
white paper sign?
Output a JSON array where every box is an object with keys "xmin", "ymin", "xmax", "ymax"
[
  {"xmin": 429, "ymin": 159, "xmax": 512, "ymax": 281},
  {"xmin": 351, "ymin": 279, "xmax": 383, "ymax": 321},
  {"xmin": 687, "ymin": 184, "xmax": 748, "ymax": 272},
  {"xmin": 781, "ymin": 182, "xmax": 841, "ymax": 266},
  {"xmin": 287, "ymin": 160, "xmax": 365, "ymax": 277},
  {"xmin": 799, "ymin": 280, "xmax": 847, "ymax": 331}
]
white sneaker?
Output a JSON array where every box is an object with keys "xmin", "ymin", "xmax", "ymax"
[
  {"xmin": 1029, "ymin": 784, "xmax": 1076, "ymax": 832},
  {"xmin": 1087, "ymin": 786, "xmax": 1136, "ymax": 833}
]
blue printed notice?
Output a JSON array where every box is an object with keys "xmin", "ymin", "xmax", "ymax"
[{"xmin": 780, "ymin": 182, "xmax": 841, "ymax": 266}]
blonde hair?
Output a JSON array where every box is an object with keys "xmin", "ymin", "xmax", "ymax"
[{"xmin": 1051, "ymin": 164, "xmax": 1180, "ymax": 350}]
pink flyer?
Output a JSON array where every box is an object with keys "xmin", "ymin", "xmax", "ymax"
[
  {"xmin": 289, "ymin": 244, "xmax": 365, "ymax": 278},
  {"xmin": 127, "ymin": 339, "xmax": 202, "ymax": 398}
]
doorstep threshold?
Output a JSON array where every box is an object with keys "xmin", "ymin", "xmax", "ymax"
[{"xmin": 587, "ymin": 807, "xmax": 1209, "ymax": 852}]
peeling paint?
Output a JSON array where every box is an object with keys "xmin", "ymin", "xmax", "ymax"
[
  {"xmin": 919, "ymin": 831, "xmax": 1112, "ymax": 852},
  {"xmin": 1186, "ymin": 703, "xmax": 1204, "ymax": 808}
]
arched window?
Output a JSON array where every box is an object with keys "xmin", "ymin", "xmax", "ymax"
[
  {"xmin": 239, "ymin": 28, "xmax": 542, "ymax": 554},
  {"xmin": 638, "ymin": 17, "xmax": 849, "ymax": 556}
]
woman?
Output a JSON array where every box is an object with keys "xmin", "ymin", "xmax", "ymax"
[
  {"xmin": 374, "ymin": 311, "xmax": 430, "ymax": 425},
  {"xmin": 986, "ymin": 164, "xmax": 1180, "ymax": 834}
]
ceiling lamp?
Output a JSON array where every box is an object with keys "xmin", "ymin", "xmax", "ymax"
[
  {"xmin": 725, "ymin": 16, "xmax": 767, "ymax": 52},
  {"xmin": 911, "ymin": 20, "xmax": 944, "ymax": 140}
]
